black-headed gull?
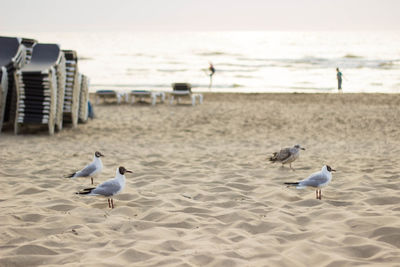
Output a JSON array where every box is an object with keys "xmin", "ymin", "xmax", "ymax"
[
  {"xmin": 269, "ymin": 144, "xmax": 305, "ymax": 170},
  {"xmin": 76, "ymin": 166, "xmax": 132, "ymax": 208},
  {"xmin": 67, "ymin": 151, "xmax": 104, "ymax": 184},
  {"xmin": 284, "ymin": 165, "xmax": 336, "ymax": 200}
]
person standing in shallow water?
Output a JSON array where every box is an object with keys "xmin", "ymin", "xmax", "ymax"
[
  {"xmin": 208, "ymin": 62, "xmax": 215, "ymax": 89},
  {"xmin": 336, "ymin": 67, "xmax": 343, "ymax": 92}
]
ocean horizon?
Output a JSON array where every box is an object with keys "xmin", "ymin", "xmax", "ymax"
[{"xmin": 2, "ymin": 31, "xmax": 400, "ymax": 93}]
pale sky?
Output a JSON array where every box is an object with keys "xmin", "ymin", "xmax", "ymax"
[{"xmin": 1, "ymin": 0, "xmax": 399, "ymax": 32}]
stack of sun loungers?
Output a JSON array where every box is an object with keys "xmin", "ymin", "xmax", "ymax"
[
  {"xmin": 0, "ymin": 36, "xmax": 26, "ymax": 133},
  {"xmin": 78, "ymin": 74, "xmax": 90, "ymax": 123},
  {"xmin": 14, "ymin": 43, "xmax": 64, "ymax": 135},
  {"xmin": 0, "ymin": 35, "xmax": 92, "ymax": 135},
  {"xmin": 62, "ymin": 50, "xmax": 80, "ymax": 127}
]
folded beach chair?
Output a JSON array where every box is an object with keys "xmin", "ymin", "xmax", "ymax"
[
  {"xmin": 0, "ymin": 36, "xmax": 26, "ymax": 132},
  {"xmin": 21, "ymin": 38, "xmax": 37, "ymax": 64},
  {"xmin": 95, "ymin": 90, "xmax": 123, "ymax": 104},
  {"xmin": 78, "ymin": 74, "xmax": 90, "ymax": 123},
  {"xmin": 169, "ymin": 83, "xmax": 203, "ymax": 106},
  {"xmin": 129, "ymin": 90, "xmax": 165, "ymax": 106},
  {"xmin": 14, "ymin": 43, "xmax": 65, "ymax": 135},
  {"xmin": 62, "ymin": 50, "xmax": 80, "ymax": 127},
  {"xmin": 0, "ymin": 67, "xmax": 8, "ymax": 133}
]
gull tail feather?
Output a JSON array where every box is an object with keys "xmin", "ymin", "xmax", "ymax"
[
  {"xmin": 269, "ymin": 152, "xmax": 278, "ymax": 162},
  {"xmin": 76, "ymin": 187, "xmax": 96, "ymax": 195},
  {"xmin": 284, "ymin": 182, "xmax": 299, "ymax": 186},
  {"xmin": 65, "ymin": 172, "xmax": 77, "ymax": 178}
]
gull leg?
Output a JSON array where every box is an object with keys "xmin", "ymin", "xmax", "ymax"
[
  {"xmin": 111, "ymin": 199, "xmax": 114, "ymax": 209},
  {"xmin": 91, "ymin": 177, "xmax": 94, "ymax": 185},
  {"xmin": 290, "ymin": 163, "xmax": 294, "ymax": 171},
  {"xmin": 316, "ymin": 189, "xmax": 322, "ymax": 200},
  {"xmin": 316, "ymin": 190, "xmax": 318, "ymax": 199},
  {"xmin": 108, "ymin": 198, "xmax": 111, "ymax": 208}
]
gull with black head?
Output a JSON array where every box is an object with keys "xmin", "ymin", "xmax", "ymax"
[
  {"xmin": 284, "ymin": 165, "xmax": 336, "ymax": 200},
  {"xmin": 269, "ymin": 144, "xmax": 305, "ymax": 170},
  {"xmin": 67, "ymin": 151, "xmax": 104, "ymax": 184},
  {"xmin": 76, "ymin": 166, "xmax": 132, "ymax": 208}
]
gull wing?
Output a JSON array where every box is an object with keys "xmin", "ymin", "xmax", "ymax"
[
  {"xmin": 300, "ymin": 173, "xmax": 329, "ymax": 187},
  {"xmin": 75, "ymin": 162, "xmax": 97, "ymax": 177},
  {"xmin": 275, "ymin": 147, "xmax": 292, "ymax": 161},
  {"xmin": 92, "ymin": 179, "xmax": 122, "ymax": 196}
]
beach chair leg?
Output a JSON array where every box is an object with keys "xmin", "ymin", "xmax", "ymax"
[
  {"xmin": 108, "ymin": 198, "xmax": 111, "ymax": 208},
  {"xmin": 131, "ymin": 95, "xmax": 135, "ymax": 104},
  {"xmin": 152, "ymin": 95, "xmax": 156, "ymax": 106},
  {"xmin": 125, "ymin": 93, "xmax": 129, "ymax": 103},
  {"xmin": 117, "ymin": 94, "xmax": 121, "ymax": 104},
  {"xmin": 192, "ymin": 95, "xmax": 196, "ymax": 106},
  {"xmin": 161, "ymin": 93, "xmax": 165, "ymax": 103},
  {"xmin": 96, "ymin": 95, "xmax": 100, "ymax": 105},
  {"xmin": 14, "ymin": 123, "xmax": 19, "ymax": 135},
  {"xmin": 170, "ymin": 95, "xmax": 174, "ymax": 105},
  {"xmin": 199, "ymin": 94, "xmax": 203, "ymax": 104}
]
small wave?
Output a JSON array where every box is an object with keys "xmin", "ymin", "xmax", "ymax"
[
  {"xmin": 196, "ymin": 51, "xmax": 241, "ymax": 57},
  {"xmin": 126, "ymin": 68, "xmax": 148, "ymax": 72},
  {"xmin": 234, "ymin": 75, "xmax": 254, "ymax": 79},
  {"xmin": 343, "ymin": 54, "xmax": 363, "ymax": 59},
  {"xmin": 157, "ymin": 69, "xmax": 188, "ymax": 73},
  {"xmin": 378, "ymin": 62, "xmax": 394, "ymax": 69}
]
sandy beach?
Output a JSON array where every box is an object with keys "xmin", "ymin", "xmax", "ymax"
[{"xmin": 1, "ymin": 92, "xmax": 400, "ymax": 266}]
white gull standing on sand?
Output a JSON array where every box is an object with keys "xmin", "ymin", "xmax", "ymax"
[
  {"xmin": 67, "ymin": 151, "xmax": 104, "ymax": 184},
  {"xmin": 284, "ymin": 165, "xmax": 336, "ymax": 200},
  {"xmin": 76, "ymin": 166, "xmax": 132, "ymax": 209},
  {"xmin": 269, "ymin": 144, "xmax": 305, "ymax": 170}
]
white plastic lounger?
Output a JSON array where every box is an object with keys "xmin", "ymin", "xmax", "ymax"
[
  {"xmin": 14, "ymin": 43, "xmax": 65, "ymax": 135},
  {"xmin": 96, "ymin": 90, "xmax": 123, "ymax": 104},
  {"xmin": 0, "ymin": 67, "xmax": 8, "ymax": 133},
  {"xmin": 129, "ymin": 90, "xmax": 165, "ymax": 106},
  {"xmin": 62, "ymin": 50, "xmax": 80, "ymax": 128},
  {"xmin": 0, "ymin": 36, "xmax": 26, "ymax": 132},
  {"xmin": 78, "ymin": 74, "xmax": 90, "ymax": 123},
  {"xmin": 169, "ymin": 83, "xmax": 203, "ymax": 106}
]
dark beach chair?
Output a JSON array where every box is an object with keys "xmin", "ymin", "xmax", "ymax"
[
  {"xmin": 78, "ymin": 74, "xmax": 90, "ymax": 123},
  {"xmin": 14, "ymin": 43, "xmax": 65, "ymax": 135},
  {"xmin": 62, "ymin": 50, "xmax": 80, "ymax": 127},
  {"xmin": 0, "ymin": 36, "xmax": 26, "ymax": 132},
  {"xmin": 169, "ymin": 83, "xmax": 203, "ymax": 106}
]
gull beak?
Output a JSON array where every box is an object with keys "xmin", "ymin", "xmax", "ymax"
[
  {"xmin": 301, "ymin": 147, "xmax": 306, "ymax": 150},
  {"xmin": 126, "ymin": 170, "xmax": 133, "ymax": 173},
  {"xmin": 332, "ymin": 169, "xmax": 336, "ymax": 172}
]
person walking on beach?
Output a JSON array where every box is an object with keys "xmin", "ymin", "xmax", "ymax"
[
  {"xmin": 336, "ymin": 67, "xmax": 343, "ymax": 92},
  {"xmin": 208, "ymin": 62, "xmax": 215, "ymax": 89}
]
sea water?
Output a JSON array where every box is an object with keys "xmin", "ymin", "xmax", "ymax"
[{"xmin": 4, "ymin": 31, "xmax": 400, "ymax": 93}]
